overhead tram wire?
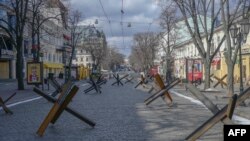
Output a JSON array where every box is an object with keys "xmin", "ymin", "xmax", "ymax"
[
  {"xmin": 97, "ymin": 18, "xmax": 158, "ymax": 25},
  {"xmin": 147, "ymin": 22, "xmax": 152, "ymax": 32},
  {"xmin": 98, "ymin": 0, "xmax": 114, "ymax": 37},
  {"xmin": 121, "ymin": 0, "xmax": 125, "ymax": 49}
]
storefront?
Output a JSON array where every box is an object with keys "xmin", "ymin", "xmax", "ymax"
[
  {"xmin": 212, "ymin": 46, "xmax": 250, "ymax": 83},
  {"xmin": 0, "ymin": 48, "xmax": 15, "ymax": 79},
  {"xmin": 43, "ymin": 62, "xmax": 64, "ymax": 78},
  {"xmin": 0, "ymin": 33, "xmax": 16, "ymax": 79}
]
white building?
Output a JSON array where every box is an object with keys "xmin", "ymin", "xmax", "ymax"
[
  {"xmin": 73, "ymin": 25, "xmax": 105, "ymax": 69},
  {"xmin": 156, "ymin": 15, "xmax": 215, "ymax": 80},
  {"xmin": 73, "ymin": 49, "xmax": 93, "ymax": 67}
]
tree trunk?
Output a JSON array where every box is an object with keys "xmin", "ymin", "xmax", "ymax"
[
  {"xmin": 165, "ymin": 59, "xmax": 171, "ymax": 82},
  {"xmin": 68, "ymin": 42, "xmax": 76, "ymax": 80},
  {"xmin": 36, "ymin": 30, "xmax": 40, "ymax": 62},
  {"xmin": 203, "ymin": 59, "xmax": 211, "ymax": 90},
  {"xmin": 227, "ymin": 63, "xmax": 234, "ymax": 97},
  {"xmin": 32, "ymin": 34, "xmax": 36, "ymax": 61},
  {"xmin": 16, "ymin": 42, "xmax": 25, "ymax": 90}
]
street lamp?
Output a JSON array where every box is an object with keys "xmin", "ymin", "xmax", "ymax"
[{"xmin": 230, "ymin": 7, "xmax": 250, "ymax": 93}]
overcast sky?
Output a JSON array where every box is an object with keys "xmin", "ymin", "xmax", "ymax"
[{"xmin": 70, "ymin": 0, "xmax": 162, "ymax": 57}]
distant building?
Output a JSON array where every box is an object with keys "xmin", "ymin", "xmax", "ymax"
[
  {"xmin": 73, "ymin": 49, "xmax": 93, "ymax": 68},
  {"xmin": 73, "ymin": 25, "xmax": 106, "ymax": 71}
]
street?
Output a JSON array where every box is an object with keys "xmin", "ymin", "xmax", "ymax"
[
  {"xmin": 1, "ymin": 75, "xmax": 250, "ymax": 141},
  {"xmin": 1, "ymin": 0, "xmax": 250, "ymax": 140}
]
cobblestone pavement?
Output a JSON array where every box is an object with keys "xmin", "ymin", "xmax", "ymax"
[{"xmin": 0, "ymin": 76, "xmax": 249, "ymax": 141}]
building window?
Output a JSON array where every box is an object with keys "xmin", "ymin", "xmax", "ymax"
[
  {"xmin": 210, "ymin": 39, "xmax": 215, "ymax": 55},
  {"xmin": 81, "ymin": 58, "xmax": 83, "ymax": 61},
  {"xmin": 81, "ymin": 50, "xmax": 83, "ymax": 53},
  {"xmin": 217, "ymin": 36, "xmax": 220, "ymax": 44},
  {"xmin": 48, "ymin": 53, "xmax": 51, "ymax": 61},
  {"xmin": 191, "ymin": 46, "xmax": 194, "ymax": 57},
  {"xmin": 86, "ymin": 57, "xmax": 88, "ymax": 62},
  {"xmin": 59, "ymin": 55, "xmax": 62, "ymax": 63},
  {"xmin": 216, "ymin": 61, "xmax": 221, "ymax": 70},
  {"xmin": 53, "ymin": 54, "xmax": 56, "ymax": 62},
  {"xmin": 194, "ymin": 46, "xmax": 197, "ymax": 56}
]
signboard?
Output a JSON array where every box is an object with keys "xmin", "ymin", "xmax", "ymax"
[
  {"xmin": 1, "ymin": 49, "xmax": 15, "ymax": 56},
  {"xmin": 27, "ymin": 62, "xmax": 43, "ymax": 85},
  {"xmin": 241, "ymin": 48, "xmax": 250, "ymax": 54}
]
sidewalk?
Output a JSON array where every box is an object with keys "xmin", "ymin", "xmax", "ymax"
[{"xmin": 171, "ymin": 82, "xmax": 250, "ymax": 120}]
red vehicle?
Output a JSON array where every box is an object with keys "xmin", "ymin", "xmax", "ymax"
[
  {"xmin": 186, "ymin": 59, "xmax": 203, "ymax": 84},
  {"xmin": 149, "ymin": 66, "xmax": 158, "ymax": 76},
  {"xmin": 188, "ymin": 72, "xmax": 202, "ymax": 83}
]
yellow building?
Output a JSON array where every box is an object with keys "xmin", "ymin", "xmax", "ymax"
[
  {"xmin": 212, "ymin": 44, "xmax": 250, "ymax": 83},
  {"xmin": 173, "ymin": 18, "xmax": 250, "ymax": 84}
]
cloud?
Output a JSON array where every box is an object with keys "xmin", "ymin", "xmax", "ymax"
[{"xmin": 70, "ymin": 0, "xmax": 162, "ymax": 57}]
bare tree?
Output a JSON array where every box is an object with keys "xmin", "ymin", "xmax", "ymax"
[
  {"xmin": 0, "ymin": 0, "xmax": 29, "ymax": 90},
  {"xmin": 103, "ymin": 46, "xmax": 125, "ymax": 70},
  {"xmin": 83, "ymin": 27, "xmax": 107, "ymax": 71},
  {"xmin": 67, "ymin": 10, "xmax": 83, "ymax": 80},
  {"xmin": 132, "ymin": 32, "xmax": 159, "ymax": 74},
  {"xmin": 173, "ymin": 0, "xmax": 242, "ymax": 90},
  {"xmin": 27, "ymin": 0, "xmax": 62, "ymax": 61},
  {"xmin": 129, "ymin": 47, "xmax": 143, "ymax": 72},
  {"xmin": 158, "ymin": 1, "xmax": 178, "ymax": 81},
  {"xmin": 220, "ymin": 0, "xmax": 247, "ymax": 96}
]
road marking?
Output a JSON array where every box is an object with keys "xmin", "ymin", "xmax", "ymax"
[
  {"xmin": 81, "ymin": 83, "xmax": 89, "ymax": 87},
  {"xmin": 171, "ymin": 90, "xmax": 250, "ymax": 124},
  {"xmin": 0, "ymin": 83, "xmax": 11, "ymax": 85},
  {"xmin": 0, "ymin": 96, "xmax": 42, "ymax": 111},
  {"xmin": 0, "ymin": 83, "xmax": 89, "ymax": 111}
]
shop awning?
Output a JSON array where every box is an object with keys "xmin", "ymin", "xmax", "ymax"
[{"xmin": 43, "ymin": 62, "xmax": 64, "ymax": 69}]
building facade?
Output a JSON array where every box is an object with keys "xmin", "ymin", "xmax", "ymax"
[
  {"xmin": 156, "ymin": 16, "xmax": 212, "ymax": 80},
  {"xmin": 73, "ymin": 48, "xmax": 93, "ymax": 67},
  {"xmin": 73, "ymin": 25, "xmax": 105, "ymax": 71},
  {"xmin": 28, "ymin": 0, "xmax": 69, "ymax": 79},
  {"xmin": 158, "ymin": 15, "xmax": 250, "ymax": 83},
  {"xmin": 0, "ymin": 0, "xmax": 16, "ymax": 79},
  {"xmin": 0, "ymin": 0, "xmax": 69, "ymax": 80}
]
